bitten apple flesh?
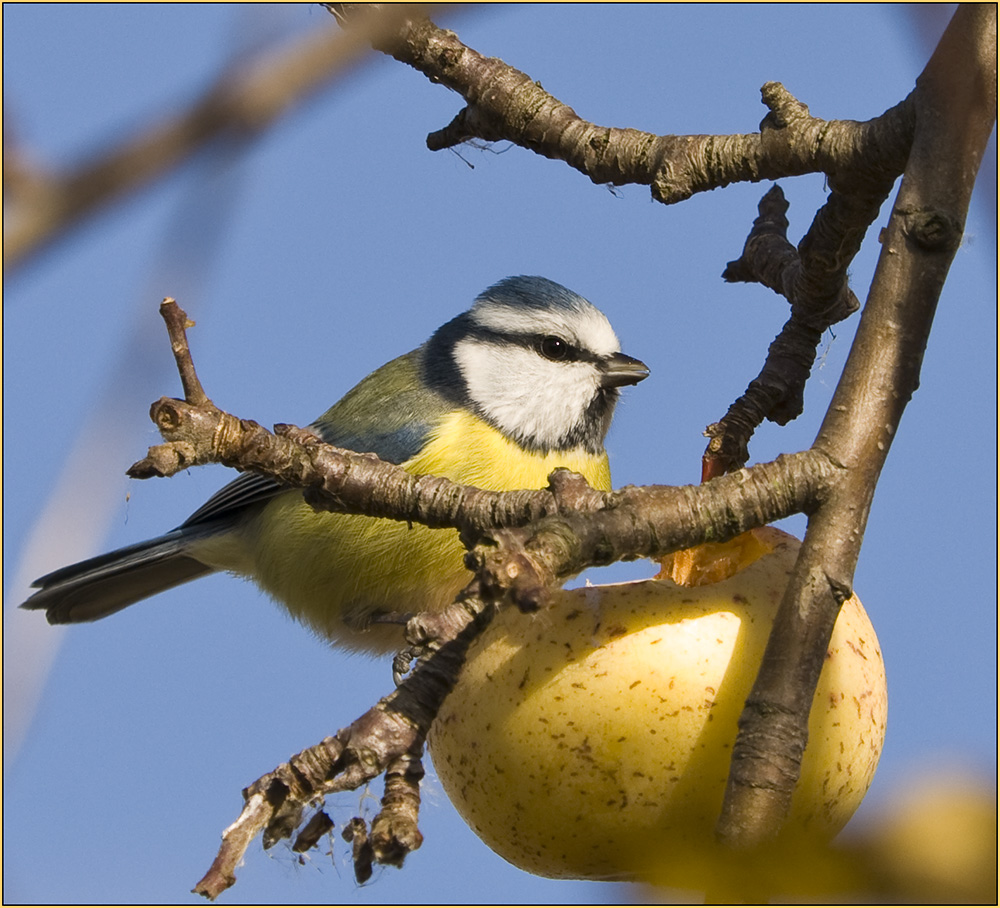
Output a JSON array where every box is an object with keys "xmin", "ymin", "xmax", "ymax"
[{"xmin": 428, "ymin": 528, "xmax": 887, "ymax": 880}]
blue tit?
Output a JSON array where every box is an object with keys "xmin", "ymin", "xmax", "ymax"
[{"xmin": 22, "ymin": 276, "xmax": 649, "ymax": 654}]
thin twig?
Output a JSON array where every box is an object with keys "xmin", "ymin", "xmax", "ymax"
[
  {"xmin": 159, "ymin": 298, "xmax": 211, "ymax": 408},
  {"xmin": 370, "ymin": 751, "xmax": 425, "ymax": 868}
]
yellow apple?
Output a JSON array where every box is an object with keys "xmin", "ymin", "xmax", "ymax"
[{"xmin": 428, "ymin": 527, "xmax": 886, "ymax": 881}]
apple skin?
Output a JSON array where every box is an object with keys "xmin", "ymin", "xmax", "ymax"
[{"xmin": 428, "ymin": 528, "xmax": 887, "ymax": 880}]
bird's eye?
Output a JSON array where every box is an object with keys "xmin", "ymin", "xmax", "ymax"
[{"xmin": 539, "ymin": 335, "xmax": 570, "ymax": 361}]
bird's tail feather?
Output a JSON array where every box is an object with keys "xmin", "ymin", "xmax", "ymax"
[{"xmin": 20, "ymin": 529, "xmax": 218, "ymax": 625}]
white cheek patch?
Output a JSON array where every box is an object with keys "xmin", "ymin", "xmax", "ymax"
[{"xmin": 453, "ymin": 339, "xmax": 602, "ymax": 449}]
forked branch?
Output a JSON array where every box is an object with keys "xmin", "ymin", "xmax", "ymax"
[{"xmin": 716, "ymin": 2, "xmax": 997, "ymax": 847}]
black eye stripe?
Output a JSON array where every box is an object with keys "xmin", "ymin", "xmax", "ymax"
[{"xmin": 460, "ymin": 325, "xmax": 599, "ymax": 364}]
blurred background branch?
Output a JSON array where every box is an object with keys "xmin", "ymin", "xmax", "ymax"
[{"xmin": 3, "ymin": 5, "xmax": 429, "ymax": 273}]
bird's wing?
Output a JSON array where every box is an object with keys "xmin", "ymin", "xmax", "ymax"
[{"xmin": 179, "ymin": 349, "xmax": 449, "ymax": 529}]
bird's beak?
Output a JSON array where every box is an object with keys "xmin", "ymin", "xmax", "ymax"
[{"xmin": 600, "ymin": 352, "xmax": 650, "ymax": 388}]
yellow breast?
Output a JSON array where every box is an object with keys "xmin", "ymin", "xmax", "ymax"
[
  {"xmin": 407, "ymin": 410, "xmax": 611, "ymax": 491},
  {"xmin": 220, "ymin": 410, "xmax": 611, "ymax": 653}
]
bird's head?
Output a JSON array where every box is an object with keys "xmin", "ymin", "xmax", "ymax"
[{"xmin": 424, "ymin": 276, "xmax": 648, "ymax": 454}]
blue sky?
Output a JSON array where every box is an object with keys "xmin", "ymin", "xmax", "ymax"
[{"xmin": 4, "ymin": 4, "xmax": 995, "ymax": 904}]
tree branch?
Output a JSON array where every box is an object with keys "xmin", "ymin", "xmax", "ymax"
[
  {"xmin": 193, "ymin": 594, "xmax": 492, "ymax": 899},
  {"xmin": 705, "ymin": 170, "xmax": 895, "ymax": 477},
  {"xmin": 715, "ymin": 2, "xmax": 997, "ymax": 848},
  {"xmin": 330, "ymin": 6, "xmax": 914, "ymax": 205}
]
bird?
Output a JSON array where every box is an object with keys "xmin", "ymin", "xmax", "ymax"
[{"xmin": 21, "ymin": 276, "xmax": 649, "ymax": 654}]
